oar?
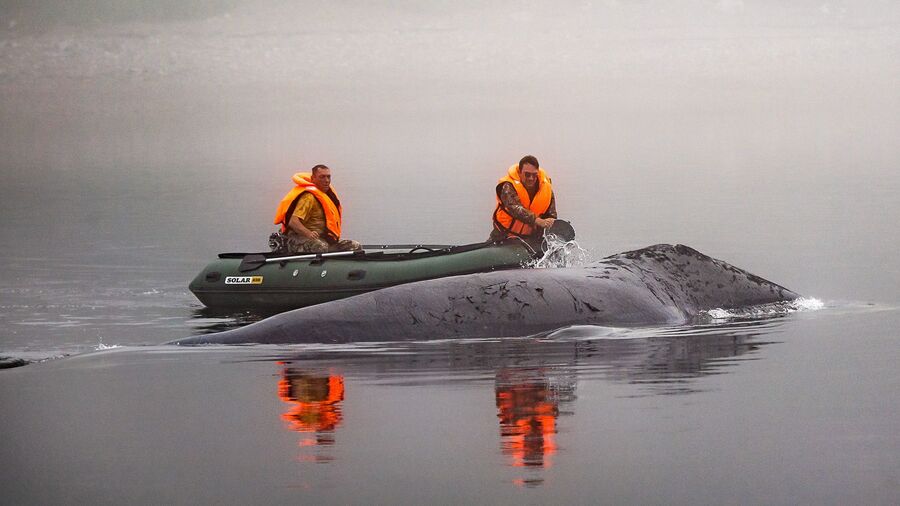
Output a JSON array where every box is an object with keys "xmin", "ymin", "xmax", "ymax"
[
  {"xmin": 239, "ymin": 250, "xmax": 359, "ymax": 272},
  {"xmin": 361, "ymin": 244, "xmax": 454, "ymax": 250}
]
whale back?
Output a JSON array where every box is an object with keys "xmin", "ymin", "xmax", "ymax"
[
  {"xmin": 169, "ymin": 244, "xmax": 799, "ymax": 345},
  {"xmin": 594, "ymin": 244, "xmax": 799, "ymax": 312}
]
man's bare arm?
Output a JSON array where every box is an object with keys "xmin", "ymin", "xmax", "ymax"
[{"xmin": 287, "ymin": 216, "xmax": 319, "ymax": 240}]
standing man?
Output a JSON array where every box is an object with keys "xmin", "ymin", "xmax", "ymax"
[
  {"xmin": 270, "ymin": 164, "xmax": 362, "ymax": 254},
  {"xmin": 490, "ymin": 155, "xmax": 557, "ymax": 247}
]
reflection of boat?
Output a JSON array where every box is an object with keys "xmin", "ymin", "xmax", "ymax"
[{"xmin": 190, "ymin": 240, "xmax": 534, "ymax": 310}]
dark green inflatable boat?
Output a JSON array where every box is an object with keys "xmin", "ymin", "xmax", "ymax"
[{"xmin": 189, "ymin": 240, "xmax": 536, "ymax": 311}]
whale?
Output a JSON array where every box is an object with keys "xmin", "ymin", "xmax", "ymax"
[{"xmin": 168, "ymin": 244, "xmax": 799, "ymax": 345}]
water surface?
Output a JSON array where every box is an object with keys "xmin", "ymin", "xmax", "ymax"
[
  {"xmin": 1, "ymin": 1, "xmax": 899, "ymax": 503},
  {"xmin": 2, "ymin": 311, "xmax": 899, "ymax": 504}
]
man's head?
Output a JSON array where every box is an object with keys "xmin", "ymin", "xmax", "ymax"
[
  {"xmin": 517, "ymin": 155, "xmax": 540, "ymax": 191},
  {"xmin": 311, "ymin": 164, "xmax": 331, "ymax": 192}
]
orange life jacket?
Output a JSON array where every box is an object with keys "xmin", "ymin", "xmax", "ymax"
[
  {"xmin": 273, "ymin": 172, "xmax": 343, "ymax": 241},
  {"xmin": 492, "ymin": 164, "xmax": 553, "ymax": 238}
]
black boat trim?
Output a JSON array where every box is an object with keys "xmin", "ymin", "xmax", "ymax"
[{"xmin": 218, "ymin": 239, "xmax": 534, "ymax": 262}]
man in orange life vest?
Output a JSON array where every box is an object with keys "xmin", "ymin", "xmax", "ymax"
[
  {"xmin": 490, "ymin": 155, "xmax": 557, "ymax": 247},
  {"xmin": 269, "ymin": 164, "xmax": 362, "ymax": 254}
]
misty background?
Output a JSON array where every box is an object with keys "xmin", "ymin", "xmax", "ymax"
[
  {"xmin": 3, "ymin": 4, "xmax": 900, "ymax": 502},
  {"xmin": 1, "ymin": 0, "xmax": 898, "ymax": 315}
]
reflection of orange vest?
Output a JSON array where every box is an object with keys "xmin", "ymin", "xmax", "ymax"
[
  {"xmin": 278, "ymin": 372, "xmax": 345, "ymax": 433},
  {"xmin": 273, "ymin": 172, "xmax": 343, "ymax": 241},
  {"xmin": 492, "ymin": 165, "xmax": 553, "ymax": 238},
  {"xmin": 496, "ymin": 380, "xmax": 558, "ymax": 468}
]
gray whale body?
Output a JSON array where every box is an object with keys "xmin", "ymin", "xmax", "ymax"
[{"xmin": 170, "ymin": 244, "xmax": 799, "ymax": 345}]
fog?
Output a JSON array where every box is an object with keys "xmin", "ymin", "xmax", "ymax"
[
  {"xmin": 3, "ymin": 1, "xmax": 897, "ymax": 169},
  {"xmin": 3, "ymin": 6, "xmax": 899, "ymax": 501},
  {"xmin": 1, "ymin": 1, "xmax": 898, "ymax": 300}
]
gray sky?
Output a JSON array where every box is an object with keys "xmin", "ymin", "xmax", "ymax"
[
  {"xmin": 2, "ymin": 1, "xmax": 897, "ymax": 174},
  {"xmin": 0, "ymin": 1, "xmax": 898, "ymax": 300}
]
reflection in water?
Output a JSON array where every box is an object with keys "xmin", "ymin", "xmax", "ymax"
[
  {"xmin": 263, "ymin": 321, "xmax": 782, "ymax": 478},
  {"xmin": 277, "ymin": 363, "xmax": 345, "ymax": 463},
  {"xmin": 497, "ymin": 373, "xmax": 557, "ymax": 469},
  {"xmin": 495, "ymin": 367, "xmax": 577, "ymax": 486}
]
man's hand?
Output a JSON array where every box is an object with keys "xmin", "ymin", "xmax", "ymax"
[
  {"xmin": 288, "ymin": 216, "xmax": 320, "ymax": 240},
  {"xmin": 535, "ymin": 217, "xmax": 556, "ymax": 229}
]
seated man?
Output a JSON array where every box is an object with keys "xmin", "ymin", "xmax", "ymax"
[
  {"xmin": 490, "ymin": 155, "xmax": 557, "ymax": 248},
  {"xmin": 269, "ymin": 164, "xmax": 361, "ymax": 254}
]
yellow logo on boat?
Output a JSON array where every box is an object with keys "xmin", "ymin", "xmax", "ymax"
[{"xmin": 224, "ymin": 276, "xmax": 264, "ymax": 285}]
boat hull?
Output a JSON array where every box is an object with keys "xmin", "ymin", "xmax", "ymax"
[{"xmin": 189, "ymin": 242, "xmax": 534, "ymax": 310}]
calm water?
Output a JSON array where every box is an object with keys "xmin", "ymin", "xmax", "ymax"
[
  {"xmin": 1, "ymin": 2, "xmax": 899, "ymax": 504},
  {"xmin": 2, "ymin": 312, "xmax": 899, "ymax": 504}
]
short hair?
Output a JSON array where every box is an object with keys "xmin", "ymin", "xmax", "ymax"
[
  {"xmin": 311, "ymin": 164, "xmax": 330, "ymax": 175},
  {"xmin": 518, "ymin": 155, "xmax": 539, "ymax": 171}
]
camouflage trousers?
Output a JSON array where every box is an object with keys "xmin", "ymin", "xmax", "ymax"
[{"xmin": 269, "ymin": 232, "xmax": 361, "ymax": 254}]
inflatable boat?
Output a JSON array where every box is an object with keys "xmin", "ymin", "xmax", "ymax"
[{"xmin": 189, "ymin": 240, "xmax": 536, "ymax": 311}]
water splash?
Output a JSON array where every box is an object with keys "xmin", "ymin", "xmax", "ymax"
[
  {"xmin": 95, "ymin": 338, "xmax": 120, "ymax": 351},
  {"xmin": 701, "ymin": 297, "xmax": 825, "ymax": 322},
  {"xmin": 528, "ymin": 234, "xmax": 590, "ymax": 269}
]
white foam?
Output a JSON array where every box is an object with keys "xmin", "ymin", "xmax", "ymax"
[
  {"xmin": 95, "ymin": 339, "xmax": 120, "ymax": 351},
  {"xmin": 702, "ymin": 297, "xmax": 825, "ymax": 321},
  {"xmin": 792, "ymin": 297, "xmax": 825, "ymax": 311},
  {"xmin": 705, "ymin": 308, "xmax": 733, "ymax": 319}
]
